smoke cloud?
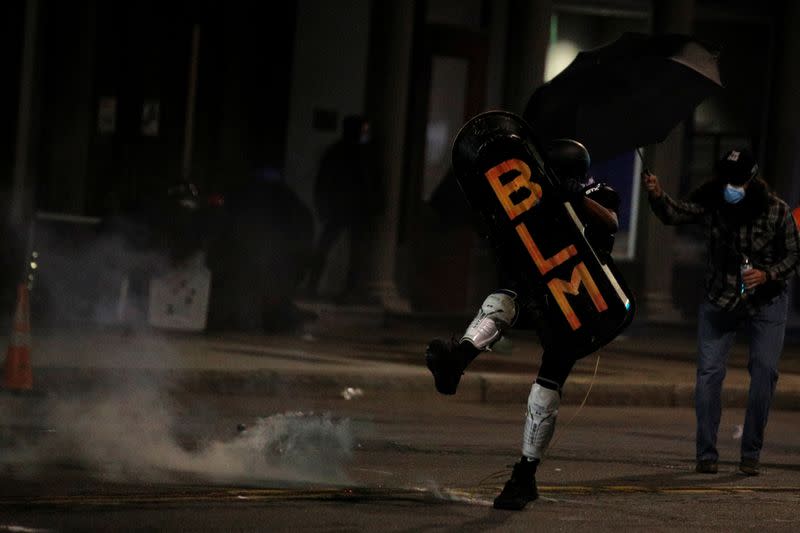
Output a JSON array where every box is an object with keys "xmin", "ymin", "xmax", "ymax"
[
  {"xmin": 2, "ymin": 381, "xmax": 354, "ymax": 485},
  {"xmin": 1, "ymin": 220, "xmax": 354, "ymax": 486}
]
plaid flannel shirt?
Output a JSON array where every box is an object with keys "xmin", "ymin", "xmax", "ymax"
[{"xmin": 649, "ymin": 189, "xmax": 800, "ymax": 313}]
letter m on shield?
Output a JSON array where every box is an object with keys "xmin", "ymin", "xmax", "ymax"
[{"xmin": 547, "ymin": 262, "xmax": 608, "ymax": 330}]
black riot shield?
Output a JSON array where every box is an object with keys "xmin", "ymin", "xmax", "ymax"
[{"xmin": 452, "ymin": 111, "xmax": 635, "ymax": 356}]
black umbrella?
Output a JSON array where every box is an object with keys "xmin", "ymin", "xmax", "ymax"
[{"xmin": 524, "ymin": 32, "xmax": 722, "ymax": 161}]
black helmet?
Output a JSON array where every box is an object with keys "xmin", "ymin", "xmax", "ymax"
[
  {"xmin": 546, "ymin": 139, "xmax": 591, "ymax": 181},
  {"xmin": 715, "ymin": 148, "xmax": 758, "ymax": 185}
]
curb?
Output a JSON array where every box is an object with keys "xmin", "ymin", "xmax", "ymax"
[{"xmin": 8, "ymin": 367, "xmax": 800, "ymax": 411}]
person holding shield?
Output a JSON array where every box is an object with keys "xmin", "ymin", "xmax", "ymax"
[{"xmin": 426, "ymin": 138, "xmax": 621, "ymax": 510}]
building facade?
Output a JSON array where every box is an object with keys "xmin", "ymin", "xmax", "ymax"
[{"xmin": 4, "ymin": 0, "xmax": 799, "ymax": 326}]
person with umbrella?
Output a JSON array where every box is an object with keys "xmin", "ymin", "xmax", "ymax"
[{"xmin": 643, "ymin": 149, "xmax": 800, "ymax": 475}]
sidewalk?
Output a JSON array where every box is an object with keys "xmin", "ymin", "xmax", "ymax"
[{"xmin": 3, "ymin": 307, "xmax": 800, "ymax": 410}]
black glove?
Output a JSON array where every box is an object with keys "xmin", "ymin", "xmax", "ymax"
[{"xmin": 560, "ymin": 177, "xmax": 586, "ymax": 198}]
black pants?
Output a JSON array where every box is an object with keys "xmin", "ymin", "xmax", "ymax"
[
  {"xmin": 518, "ymin": 292, "xmax": 583, "ymax": 392},
  {"xmin": 536, "ymin": 351, "xmax": 577, "ymax": 391},
  {"xmin": 307, "ymin": 219, "xmax": 359, "ymax": 294}
]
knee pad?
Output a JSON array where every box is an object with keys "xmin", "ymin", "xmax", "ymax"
[
  {"xmin": 522, "ymin": 383, "xmax": 560, "ymax": 460},
  {"xmin": 460, "ymin": 290, "xmax": 518, "ymax": 350}
]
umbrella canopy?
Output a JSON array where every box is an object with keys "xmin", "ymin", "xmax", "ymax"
[{"xmin": 524, "ymin": 32, "xmax": 722, "ymax": 161}]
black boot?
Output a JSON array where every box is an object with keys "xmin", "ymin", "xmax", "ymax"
[
  {"xmin": 425, "ymin": 338, "xmax": 479, "ymax": 395},
  {"xmin": 493, "ymin": 458, "xmax": 539, "ymax": 510}
]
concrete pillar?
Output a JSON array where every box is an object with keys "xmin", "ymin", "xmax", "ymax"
[
  {"xmin": 766, "ymin": 1, "xmax": 800, "ymax": 204},
  {"xmin": 358, "ymin": 0, "xmax": 415, "ymax": 312},
  {"xmin": 638, "ymin": 0, "xmax": 694, "ymax": 322},
  {"xmin": 503, "ymin": 0, "xmax": 552, "ymax": 113},
  {"xmin": 766, "ymin": 2, "xmax": 800, "ymax": 324},
  {"xmin": 486, "ymin": 0, "xmax": 510, "ymax": 109},
  {"xmin": 40, "ymin": 1, "xmax": 96, "ymax": 214},
  {"xmin": 5, "ymin": 0, "xmax": 42, "ymax": 294}
]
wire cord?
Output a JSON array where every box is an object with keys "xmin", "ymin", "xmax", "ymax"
[{"xmin": 477, "ymin": 352, "xmax": 601, "ymax": 486}]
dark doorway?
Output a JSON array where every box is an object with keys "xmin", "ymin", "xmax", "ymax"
[{"xmin": 403, "ymin": 24, "xmax": 488, "ymax": 313}]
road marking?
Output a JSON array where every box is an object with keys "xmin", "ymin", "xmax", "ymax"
[
  {"xmin": 539, "ymin": 485, "xmax": 800, "ymax": 494},
  {"xmin": 0, "ymin": 525, "xmax": 53, "ymax": 533},
  {"xmin": 0, "ymin": 488, "xmax": 434, "ymax": 508},
  {"xmin": 1, "ymin": 485, "xmax": 799, "ymax": 508}
]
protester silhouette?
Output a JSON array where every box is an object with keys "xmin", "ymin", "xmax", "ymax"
[{"xmin": 306, "ymin": 115, "xmax": 382, "ymax": 300}]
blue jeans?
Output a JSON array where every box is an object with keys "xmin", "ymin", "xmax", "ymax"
[{"xmin": 695, "ymin": 291, "xmax": 788, "ymax": 463}]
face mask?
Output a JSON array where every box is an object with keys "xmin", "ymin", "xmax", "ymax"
[{"xmin": 724, "ymin": 184, "xmax": 746, "ymax": 204}]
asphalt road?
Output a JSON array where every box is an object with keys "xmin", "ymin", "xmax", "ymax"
[{"xmin": 1, "ymin": 391, "xmax": 799, "ymax": 532}]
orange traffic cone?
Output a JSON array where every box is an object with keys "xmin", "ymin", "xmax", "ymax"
[
  {"xmin": 793, "ymin": 206, "xmax": 800, "ymax": 229},
  {"xmin": 3, "ymin": 283, "xmax": 33, "ymax": 391}
]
